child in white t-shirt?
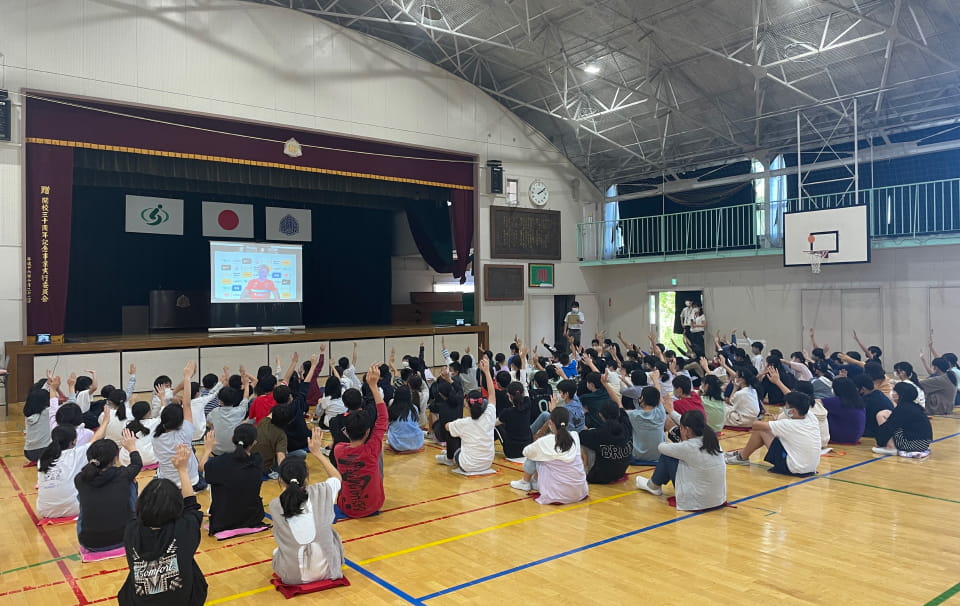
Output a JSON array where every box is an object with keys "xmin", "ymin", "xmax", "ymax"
[{"xmin": 725, "ymin": 392, "xmax": 820, "ymax": 476}]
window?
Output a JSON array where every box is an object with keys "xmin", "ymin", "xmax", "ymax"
[
  {"xmin": 506, "ymin": 178, "xmax": 519, "ymax": 206},
  {"xmin": 769, "ymin": 154, "xmax": 787, "ymax": 245},
  {"xmin": 433, "ymin": 272, "xmax": 474, "ymax": 293},
  {"xmin": 602, "ymin": 185, "xmax": 620, "ymax": 259},
  {"xmin": 752, "ymin": 159, "xmax": 767, "ymax": 238}
]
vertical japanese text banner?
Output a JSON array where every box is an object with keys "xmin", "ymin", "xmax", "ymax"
[{"xmin": 25, "ymin": 144, "xmax": 74, "ymax": 338}]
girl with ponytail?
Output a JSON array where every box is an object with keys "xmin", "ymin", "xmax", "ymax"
[
  {"xmin": 99, "ymin": 388, "xmax": 131, "ymax": 448},
  {"xmin": 510, "ymin": 406, "xmax": 589, "ymax": 505},
  {"xmin": 892, "ymin": 361, "xmax": 925, "ymax": 408},
  {"xmin": 440, "ymin": 358, "xmax": 497, "ymax": 473},
  {"xmin": 23, "ymin": 375, "xmax": 56, "ymax": 466},
  {"xmin": 121, "ymin": 401, "xmax": 160, "ymax": 467},
  {"xmin": 200, "ymin": 424, "xmax": 267, "ymax": 535},
  {"xmin": 37, "ymin": 405, "xmax": 112, "ymax": 519},
  {"xmin": 76, "ymin": 430, "xmax": 142, "ymax": 552},
  {"xmin": 387, "ymin": 386, "xmax": 424, "ymax": 453},
  {"xmin": 271, "ymin": 427, "xmax": 345, "ymax": 585},
  {"xmin": 153, "ymin": 362, "xmax": 204, "ymax": 491},
  {"xmin": 637, "ymin": 409, "xmax": 727, "ymax": 511}
]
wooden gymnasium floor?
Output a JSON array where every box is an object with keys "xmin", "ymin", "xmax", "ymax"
[{"xmin": 2, "ymin": 404, "xmax": 960, "ymax": 605}]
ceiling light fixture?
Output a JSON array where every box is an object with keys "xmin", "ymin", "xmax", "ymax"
[{"xmin": 582, "ymin": 63, "xmax": 601, "ymax": 74}]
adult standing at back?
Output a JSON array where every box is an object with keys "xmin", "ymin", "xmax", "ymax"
[{"xmin": 563, "ymin": 301, "xmax": 585, "ymax": 349}]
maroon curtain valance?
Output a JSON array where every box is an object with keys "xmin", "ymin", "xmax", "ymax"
[{"xmin": 24, "ymin": 94, "xmax": 475, "ymax": 190}]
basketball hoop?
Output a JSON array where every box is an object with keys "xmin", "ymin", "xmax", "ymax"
[{"xmin": 804, "ymin": 250, "xmax": 829, "ymax": 274}]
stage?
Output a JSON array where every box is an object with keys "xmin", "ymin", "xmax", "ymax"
[{"xmin": 3, "ymin": 324, "xmax": 488, "ymax": 404}]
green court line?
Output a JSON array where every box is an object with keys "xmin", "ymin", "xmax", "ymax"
[
  {"xmin": 827, "ymin": 477, "xmax": 960, "ymax": 505},
  {"xmin": 0, "ymin": 553, "xmax": 80, "ymax": 575},
  {"xmin": 925, "ymin": 582, "xmax": 960, "ymax": 606}
]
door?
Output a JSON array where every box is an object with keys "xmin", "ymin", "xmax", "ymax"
[{"xmin": 840, "ymin": 289, "xmax": 882, "ymax": 355}]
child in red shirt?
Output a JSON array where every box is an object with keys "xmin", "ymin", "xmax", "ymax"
[{"xmin": 333, "ymin": 363, "xmax": 388, "ymax": 519}]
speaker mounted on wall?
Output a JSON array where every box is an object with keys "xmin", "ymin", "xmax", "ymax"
[
  {"xmin": 0, "ymin": 91, "xmax": 10, "ymax": 142},
  {"xmin": 487, "ymin": 159, "xmax": 503, "ymax": 194}
]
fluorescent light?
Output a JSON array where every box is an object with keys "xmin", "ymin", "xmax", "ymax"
[{"xmin": 583, "ymin": 63, "xmax": 601, "ymax": 74}]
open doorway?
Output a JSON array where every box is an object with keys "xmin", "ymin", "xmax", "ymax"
[{"xmin": 649, "ymin": 290, "xmax": 703, "ymax": 353}]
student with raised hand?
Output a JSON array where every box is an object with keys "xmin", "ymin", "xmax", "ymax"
[
  {"xmin": 23, "ymin": 376, "xmax": 56, "ymax": 467},
  {"xmin": 497, "ymin": 381, "xmax": 535, "ymax": 460},
  {"xmin": 531, "ymin": 378, "xmax": 585, "ymax": 437},
  {"xmin": 766, "ymin": 371, "xmax": 830, "ymax": 449},
  {"xmin": 724, "ymin": 368, "xmax": 761, "ymax": 428},
  {"xmin": 121, "ymin": 401, "xmax": 159, "ymax": 467},
  {"xmin": 119, "ymin": 444, "xmax": 207, "ymax": 606},
  {"xmin": 699, "ymin": 373, "xmax": 727, "ymax": 433},
  {"xmin": 851, "ymin": 330, "xmax": 883, "ymax": 365},
  {"xmin": 153, "ymin": 361, "xmax": 205, "ymax": 491},
  {"xmin": 68, "ymin": 369, "xmax": 98, "ymax": 414},
  {"xmin": 919, "ymin": 355, "xmax": 958, "ymax": 415},
  {"xmin": 271, "ymin": 428, "xmax": 345, "ymax": 585},
  {"xmin": 872, "ymin": 382, "xmax": 933, "ymax": 459},
  {"xmin": 334, "ymin": 364, "xmax": 388, "ymax": 519},
  {"xmin": 442, "ymin": 358, "xmax": 497, "ymax": 473},
  {"xmin": 53, "ymin": 400, "xmax": 94, "ymax": 448},
  {"xmin": 37, "ymin": 403, "xmax": 112, "ymax": 519},
  {"xmin": 207, "ymin": 378, "xmax": 251, "ymax": 456},
  {"xmin": 510, "ymin": 407, "xmax": 589, "ymax": 505},
  {"xmin": 636, "ymin": 410, "xmax": 726, "ymax": 511},
  {"xmin": 725, "ymin": 392, "xmax": 821, "ymax": 477},
  {"xmin": 99, "ymin": 388, "xmax": 132, "ymax": 447},
  {"xmin": 200, "ymin": 424, "xmax": 267, "ymax": 535},
  {"xmin": 76, "ymin": 429, "xmax": 142, "ymax": 552}
]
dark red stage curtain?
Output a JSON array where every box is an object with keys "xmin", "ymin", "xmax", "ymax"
[
  {"xmin": 405, "ymin": 189, "xmax": 474, "ymax": 282},
  {"xmin": 450, "ymin": 188, "xmax": 474, "ymax": 281},
  {"xmin": 25, "ymin": 144, "xmax": 74, "ymax": 339}
]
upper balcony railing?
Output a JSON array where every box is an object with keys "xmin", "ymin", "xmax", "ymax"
[{"xmin": 577, "ymin": 177, "xmax": 960, "ymax": 262}]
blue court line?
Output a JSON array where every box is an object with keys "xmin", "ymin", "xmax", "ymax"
[
  {"xmin": 416, "ymin": 431, "xmax": 960, "ymax": 601},
  {"xmin": 345, "ymin": 558, "xmax": 426, "ymax": 605}
]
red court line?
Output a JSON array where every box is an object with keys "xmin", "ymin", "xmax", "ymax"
[
  {"xmin": 0, "ymin": 578, "xmax": 67, "ymax": 598},
  {"xmin": 0, "ymin": 458, "xmax": 89, "ymax": 605},
  {"xmin": 380, "ymin": 482, "xmax": 512, "ymax": 514}
]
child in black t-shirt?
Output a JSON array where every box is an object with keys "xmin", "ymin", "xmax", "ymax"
[
  {"xmin": 497, "ymin": 382, "xmax": 535, "ymax": 460},
  {"xmin": 579, "ymin": 400, "xmax": 632, "ymax": 484},
  {"xmin": 430, "ymin": 381, "xmax": 464, "ymax": 465}
]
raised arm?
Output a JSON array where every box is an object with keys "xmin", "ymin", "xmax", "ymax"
[
  {"xmin": 282, "ymin": 352, "xmax": 299, "ymax": 385},
  {"xmin": 304, "ymin": 352, "xmax": 321, "ymax": 385},
  {"xmin": 809, "ymin": 328, "xmax": 821, "ymax": 351},
  {"xmin": 387, "ymin": 347, "xmax": 398, "ymax": 378},
  {"xmin": 479, "ymin": 357, "xmax": 494, "ymax": 397},
  {"xmin": 852, "ymin": 330, "xmax": 870, "ymax": 356},
  {"xmin": 308, "ymin": 427, "xmax": 342, "ymax": 482},
  {"xmin": 600, "ymin": 373, "xmax": 622, "ymax": 407},
  {"xmin": 85, "ymin": 370, "xmax": 98, "ymax": 394},
  {"xmin": 837, "ymin": 352, "xmax": 866, "ymax": 368},
  {"xmin": 929, "ymin": 332, "xmax": 941, "ymax": 359},
  {"xmin": 125, "ymin": 364, "xmax": 137, "ymax": 399},
  {"xmin": 919, "ymin": 350, "xmax": 934, "ymax": 375},
  {"xmin": 172, "ymin": 444, "xmax": 195, "ymax": 499},
  {"xmin": 181, "ymin": 361, "xmax": 196, "ymax": 425},
  {"xmin": 352, "ymin": 342, "xmax": 359, "ymax": 366}
]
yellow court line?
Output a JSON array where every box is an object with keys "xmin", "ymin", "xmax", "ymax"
[
  {"xmin": 357, "ymin": 490, "xmax": 639, "ymax": 565},
  {"xmin": 205, "ymin": 584, "xmax": 274, "ymax": 605}
]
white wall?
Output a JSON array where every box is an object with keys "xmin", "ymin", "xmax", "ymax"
[
  {"xmin": 0, "ymin": 0, "xmax": 603, "ymax": 357},
  {"xmin": 593, "ymin": 244, "xmax": 960, "ymax": 365}
]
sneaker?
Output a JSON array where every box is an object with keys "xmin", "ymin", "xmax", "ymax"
[
  {"xmin": 898, "ymin": 450, "xmax": 931, "ymax": 459},
  {"xmin": 435, "ymin": 454, "xmax": 455, "ymax": 466},
  {"xmin": 23, "ymin": 460, "xmax": 37, "ymax": 468},
  {"xmin": 725, "ymin": 451, "xmax": 749, "ymax": 466},
  {"xmin": 635, "ymin": 476, "xmax": 662, "ymax": 496},
  {"xmin": 871, "ymin": 446, "xmax": 897, "ymax": 455},
  {"xmin": 530, "ymin": 479, "xmax": 539, "ymax": 492},
  {"xmin": 510, "ymin": 479, "xmax": 532, "ymax": 491}
]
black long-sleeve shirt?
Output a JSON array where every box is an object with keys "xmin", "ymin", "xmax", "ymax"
[{"xmin": 75, "ymin": 451, "xmax": 142, "ymax": 549}]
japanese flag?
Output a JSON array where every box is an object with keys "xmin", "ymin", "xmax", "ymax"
[{"xmin": 202, "ymin": 202, "xmax": 253, "ymax": 239}]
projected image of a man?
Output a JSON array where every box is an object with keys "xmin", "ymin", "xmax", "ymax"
[{"xmin": 240, "ymin": 264, "xmax": 280, "ymax": 300}]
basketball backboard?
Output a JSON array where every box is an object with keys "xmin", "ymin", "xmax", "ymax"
[{"xmin": 783, "ymin": 205, "xmax": 870, "ymax": 267}]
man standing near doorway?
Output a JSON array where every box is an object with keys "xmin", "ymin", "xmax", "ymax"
[
  {"xmin": 563, "ymin": 301, "xmax": 585, "ymax": 349},
  {"xmin": 680, "ymin": 298, "xmax": 696, "ymax": 339}
]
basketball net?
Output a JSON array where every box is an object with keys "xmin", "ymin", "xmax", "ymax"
[{"xmin": 805, "ymin": 250, "xmax": 829, "ymax": 274}]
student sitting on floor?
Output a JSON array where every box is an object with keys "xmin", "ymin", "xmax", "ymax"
[
  {"xmin": 431, "ymin": 381, "xmax": 465, "ymax": 463},
  {"xmin": 200, "ymin": 424, "xmax": 267, "ymax": 535},
  {"xmin": 724, "ymin": 368, "xmax": 761, "ymax": 428},
  {"xmin": 119, "ymin": 445, "xmax": 207, "ymax": 606},
  {"xmin": 725, "ymin": 392, "xmax": 820, "ymax": 477},
  {"xmin": 442, "ymin": 360, "xmax": 497, "ymax": 474},
  {"xmin": 54, "ymin": 401, "xmax": 95, "ymax": 448},
  {"xmin": 99, "ymin": 388, "xmax": 132, "ymax": 448},
  {"xmin": 271, "ymin": 430, "xmax": 345, "ymax": 585},
  {"xmin": 579, "ymin": 399, "xmax": 632, "ymax": 485},
  {"xmin": 23, "ymin": 379, "xmax": 55, "ymax": 467},
  {"xmin": 699, "ymin": 373, "xmax": 727, "ymax": 433},
  {"xmin": 387, "ymin": 386, "xmax": 424, "ymax": 453},
  {"xmin": 154, "ymin": 362, "xmax": 206, "ymax": 492},
  {"xmin": 636, "ymin": 410, "xmax": 726, "ymax": 511},
  {"xmin": 821, "ymin": 377, "xmax": 866, "ymax": 444},
  {"xmin": 617, "ymin": 384, "xmax": 666, "ymax": 466},
  {"xmin": 496, "ymin": 382, "xmax": 535, "ymax": 460},
  {"xmin": 121, "ymin": 402, "xmax": 159, "ymax": 467},
  {"xmin": 855, "ymin": 373, "xmax": 895, "ymax": 439},
  {"xmin": 872, "ymin": 382, "xmax": 933, "ymax": 459},
  {"xmin": 37, "ymin": 403, "xmax": 112, "ymax": 519},
  {"xmin": 207, "ymin": 383, "xmax": 251, "ymax": 456},
  {"xmin": 254, "ymin": 404, "xmax": 291, "ymax": 480},
  {"xmin": 765, "ymin": 371, "xmax": 830, "ymax": 449},
  {"xmin": 530, "ymin": 379, "xmax": 585, "ymax": 436},
  {"xmin": 510, "ymin": 407, "xmax": 589, "ymax": 504},
  {"xmin": 334, "ymin": 364, "xmax": 388, "ymax": 519},
  {"xmin": 316, "ymin": 377, "xmax": 345, "ymax": 429},
  {"xmin": 76, "ymin": 430, "xmax": 142, "ymax": 552}
]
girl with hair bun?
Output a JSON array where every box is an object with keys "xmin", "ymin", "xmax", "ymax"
[
  {"xmin": 872, "ymin": 382, "xmax": 933, "ymax": 459},
  {"xmin": 200, "ymin": 423, "xmax": 267, "ymax": 535},
  {"xmin": 76, "ymin": 430, "xmax": 142, "ymax": 552},
  {"xmin": 270, "ymin": 427, "xmax": 345, "ymax": 585},
  {"xmin": 510, "ymin": 406, "xmax": 589, "ymax": 505}
]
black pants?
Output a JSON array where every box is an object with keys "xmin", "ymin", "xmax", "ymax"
[
  {"xmin": 689, "ymin": 331, "xmax": 706, "ymax": 358},
  {"xmin": 568, "ymin": 330, "xmax": 581, "ymax": 349}
]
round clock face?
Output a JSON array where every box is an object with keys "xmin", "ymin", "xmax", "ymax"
[{"xmin": 529, "ymin": 180, "xmax": 549, "ymax": 206}]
